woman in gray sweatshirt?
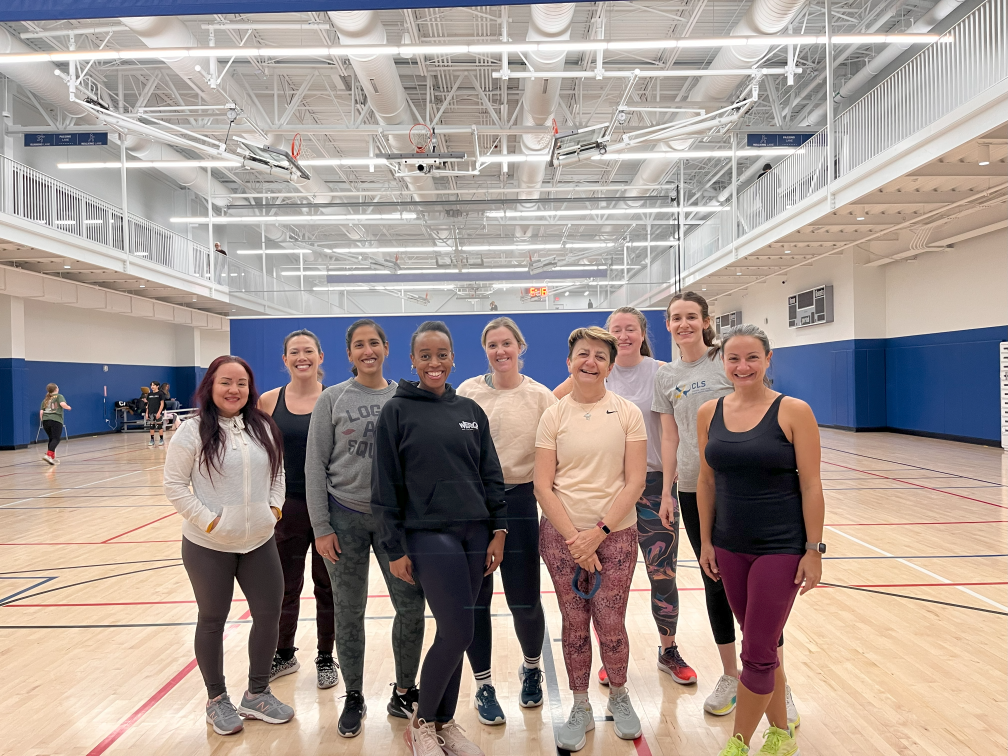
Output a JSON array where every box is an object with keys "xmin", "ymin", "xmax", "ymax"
[{"xmin": 305, "ymin": 318, "xmax": 426, "ymax": 739}]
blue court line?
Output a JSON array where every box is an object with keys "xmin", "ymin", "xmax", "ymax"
[{"xmin": 0, "ymin": 576, "xmax": 57, "ymax": 604}]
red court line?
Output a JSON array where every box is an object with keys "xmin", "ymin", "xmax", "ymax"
[
  {"xmin": 101, "ymin": 513, "xmax": 177, "ymax": 543},
  {"xmin": 825, "ymin": 520, "xmax": 1008, "ymax": 527},
  {"xmin": 824, "ymin": 461, "xmax": 1008, "ymax": 510},
  {"xmin": 634, "ymin": 735, "xmax": 654, "ymax": 756},
  {"xmin": 86, "ymin": 609, "xmax": 252, "ymax": 756},
  {"xmin": 0, "ymin": 539, "xmax": 180, "ymax": 546}
]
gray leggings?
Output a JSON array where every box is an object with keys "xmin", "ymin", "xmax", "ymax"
[{"xmin": 181, "ymin": 536, "xmax": 284, "ymax": 698}]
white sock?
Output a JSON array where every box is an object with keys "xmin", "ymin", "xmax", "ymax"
[
  {"xmin": 474, "ymin": 669, "xmax": 492, "ymax": 687},
  {"xmin": 523, "ymin": 654, "xmax": 542, "ymax": 671},
  {"xmin": 573, "ymin": 691, "xmax": 589, "ymax": 705},
  {"xmin": 609, "ymin": 684, "xmax": 626, "ymax": 696}
]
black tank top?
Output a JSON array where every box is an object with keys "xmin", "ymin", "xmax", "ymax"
[
  {"xmin": 704, "ymin": 394, "xmax": 806, "ymax": 555},
  {"xmin": 272, "ymin": 384, "xmax": 320, "ymax": 497}
]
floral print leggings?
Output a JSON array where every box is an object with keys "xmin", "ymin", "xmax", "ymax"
[{"xmin": 636, "ymin": 471, "xmax": 681, "ymax": 640}]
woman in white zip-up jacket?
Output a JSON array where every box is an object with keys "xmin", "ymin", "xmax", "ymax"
[{"xmin": 163, "ymin": 355, "xmax": 294, "ymax": 737}]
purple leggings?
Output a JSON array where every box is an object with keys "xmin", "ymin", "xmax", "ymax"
[
  {"xmin": 540, "ymin": 518, "xmax": 638, "ymax": 690},
  {"xmin": 715, "ymin": 548, "xmax": 802, "ymax": 696}
]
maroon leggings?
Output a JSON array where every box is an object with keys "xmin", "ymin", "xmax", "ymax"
[
  {"xmin": 715, "ymin": 548, "xmax": 802, "ymax": 695},
  {"xmin": 540, "ymin": 518, "xmax": 638, "ymax": 690}
]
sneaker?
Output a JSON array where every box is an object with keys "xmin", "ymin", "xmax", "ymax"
[
  {"xmin": 388, "ymin": 684, "xmax": 419, "ymax": 719},
  {"xmin": 42, "ymin": 454, "xmax": 55, "ymax": 465},
  {"xmin": 337, "ymin": 690, "xmax": 366, "ymax": 738},
  {"xmin": 607, "ymin": 687, "xmax": 642, "ymax": 740},
  {"xmin": 598, "ymin": 666, "xmax": 609, "ymax": 686},
  {"xmin": 269, "ymin": 650, "xmax": 299, "ymax": 681},
  {"xmin": 556, "ymin": 700, "xmax": 594, "ymax": 752},
  {"xmin": 316, "ymin": 654, "xmax": 339, "ymax": 689},
  {"xmin": 718, "ymin": 734, "xmax": 750, "ymax": 755},
  {"xmin": 237, "ymin": 687, "xmax": 294, "ymax": 724},
  {"xmin": 147, "ymin": 438, "xmax": 155, "ymax": 447},
  {"xmin": 158, "ymin": 437, "xmax": 164, "ymax": 447},
  {"xmin": 403, "ymin": 704, "xmax": 445, "ymax": 756},
  {"xmin": 518, "ymin": 663, "xmax": 544, "ymax": 708},
  {"xmin": 785, "ymin": 684, "xmax": 800, "ymax": 727},
  {"xmin": 205, "ymin": 693, "xmax": 243, "ymax": 736},
  {"xmin": 704, "ymin": 674, "xmax": 738, "ymax": 716},
  {"xmin": 757, "ymin": 724, "xmax": 799, "ymax": 755},
  {"xmin": 473, "ymin": 683, "xmax": 505, "ymax": 725},
  {"xmin": 658, "ymin": 644, "xmax": 697, "ymax": 685},
  {"xmin": 439, "ymin": 719, "xmax": 485, "ymax": 756}
]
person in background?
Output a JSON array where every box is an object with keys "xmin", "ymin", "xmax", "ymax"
[
  {"xmin": 147, "ymin": 381, "xmax": 166, "ymax": 447},
  {"xmin": 214, "ymin": 242, "xmax": 227, "ymax": 257},
  {"xmin": 306, "ymin": 319, "xmax": 426, "ymax": 738},
  {"xmin": 457, "ymin": 317, "xmax": 556, "ymax": 723},
  {"xmin": 258, "ymin": 330, "xmax": 337, "ymax": 692},
  {"xmin": 489, "ymin": 301, "xmax": 499, "ymax": 312},
  {"xmin": 535, "ymin": 326, "xmax": 647, "ymax": 751},
  {"xmin": 163, "ymin": 355, "xmax": 293, "ymax": 737},
  {"xmin": 373, "ymin": 321, "xmax": 506, "ymax": 756},
  {"xmin": 697, "ymin": 324, "xmax": 825, "ymax": 756},
  {"xmin": 587, "ymin": 299, "xmax": 594, "ymax": 309},
  {"xmin": 39, "ymin": 383, "xmax": 70, "ymax": 465}
]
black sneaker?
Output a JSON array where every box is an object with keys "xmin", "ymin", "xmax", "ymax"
[
  {"xmin": 387, "ymin": 683, "xmax": 419, "ymax": 719},
  {"xmin": 338, "ymin": 690, "xmax": 366, "ymax": 738},
  {"xmin": 315, "ymin": 654, "xmax": 339, "ymax": 690},
  {"xmin": 269, "ymin": 649, "xmax": 299, "ymax": 682}
]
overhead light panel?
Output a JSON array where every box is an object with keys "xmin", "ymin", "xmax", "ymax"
[{"xmin": 978, "ymin": 144, "xmax": 991, "ymax": 166}]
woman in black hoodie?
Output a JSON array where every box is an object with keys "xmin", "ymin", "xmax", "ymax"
[{"xmin": 373, "ymin": 321, "xmax": 507, "ymax": 756}]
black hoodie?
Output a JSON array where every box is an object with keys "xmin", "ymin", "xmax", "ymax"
[{"xmin": 371, "ymin": 379, "xmax": 507, "ymax": 560}]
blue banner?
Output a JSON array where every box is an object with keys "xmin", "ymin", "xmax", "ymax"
[
  {"xmin": 747, "ymin": 133, "xmax": 814, "ymax": 148},
  {"xmin": 24, "ymin": 132, "xmax": 108, "ymax": 147}
]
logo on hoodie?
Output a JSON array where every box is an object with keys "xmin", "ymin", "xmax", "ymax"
[{"xmin": 459, "ymin": 421, "xmax": 479, "ymax": 431}]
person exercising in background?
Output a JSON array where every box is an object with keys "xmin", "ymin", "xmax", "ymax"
[
  {"xmin": 147, "ymin": 381, "xmax": 165, "ymax": 447},
  {"xmin": 40, "ymin": 383, "xmax": 71, "ymax": 465}
]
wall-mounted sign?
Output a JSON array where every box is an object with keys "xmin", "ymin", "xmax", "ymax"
[
  {"xmin": 746, "ymin": 133, "xmax": 814, "ymax": 149},
  {"xmin": 24, "ymin": 132, "xmax": 108, "ymax": 147}
]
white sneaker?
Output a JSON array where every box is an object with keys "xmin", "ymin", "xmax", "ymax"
[
  {"xmin": 607, "ymin": 687, "xmax": 642, "ymax": 740},
  {"xmin": 785, "ymin": 684, "xmax": 800, "ymax": 727},
  {"xmin": 556, "ymin": 700, "xmax": 594, "ymax": 752},
  {"xmin": 439, "ymin": 720, "xmax": 484, "ymax": 756},
  {"xmin": 403, "ymin": 704, "xmax": 445, "ymax": 756},
  {"xmin": 704, "ymin": 674, "xmax": 738, "ymax": 716}
]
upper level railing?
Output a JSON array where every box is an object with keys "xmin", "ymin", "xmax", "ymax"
[
  {"xmin": 0, "ymin": 153, "xmax": 337, "ymax": 315},
  {"xmin": 684, "ymin": 0, "xmax": 1007, "ymax": 273}
]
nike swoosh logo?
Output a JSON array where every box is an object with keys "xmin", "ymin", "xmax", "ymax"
[{"xmin": 606, "ymin": 410, "xmax": 618, "ymax": 414}]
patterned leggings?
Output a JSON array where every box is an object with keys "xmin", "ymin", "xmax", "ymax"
[
  {"xmin": 540, "ymin": 517, "xmax": 638, "ymax": 691},
  {"xmin": 637, "ymin": 471, "xmax": 681, "ymax": 640}
]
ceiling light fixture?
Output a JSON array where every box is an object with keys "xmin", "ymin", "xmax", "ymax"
[
  {"xmin": 978, "ymin": 144, "xmax": 991, "ymax": 166},
  {"xmin": 486, "ymin": 206, "xmax": 722, "ymax": 219},
  {"xmin": 59, "ymin": 159, "xmax": 242, "ymax": 170},
  {"xmin": 171, "ymin": 212, "xmax": 417, "ymax": 225}
]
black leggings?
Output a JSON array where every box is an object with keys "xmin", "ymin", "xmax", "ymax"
[
  {"xmin": 679, "ymin": 492, "xmax": 783, "ymax": 649},
  {"xmin": 407, "ymin": 522, "xmax": 489, "ymax": 723},
  {"xmin": 42, "ymin": 419, "xmax": 62, "ymax": 453},
  {"xmin": 181, "ymin": 535, "xmax": 284, "ymax": 698},
  {"xmin": 467, "ymin": 482, "xmax": 545, "ymax": 675}
]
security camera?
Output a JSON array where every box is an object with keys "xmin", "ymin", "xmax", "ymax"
[
  {"xmin": 416, "ymin": 163, "xmax": 429, "ymax": 173},
  {"xmin": 616, "ymin": 110, "xmax": 627, "ymax": 124}
]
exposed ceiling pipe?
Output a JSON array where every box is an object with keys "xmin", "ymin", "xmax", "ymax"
[
  {"xmin": 805, "ymin": 0, "xmax": 964, "ymax": 125},
  {"xmin": 515, "ymin": 3, "xmax": 576, "ymax": 239}
]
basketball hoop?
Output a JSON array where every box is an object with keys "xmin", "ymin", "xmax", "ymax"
[
  {"xmin": 409, "ymin": 123, "xmax": 432, "ymax": 153},
  {"xmin": 552, "ymin": 118, "xmax": 559, "ymax": 135},
  {"xmin": 291, "ymin": 133, "xmax": 303, "ymax": 160}
]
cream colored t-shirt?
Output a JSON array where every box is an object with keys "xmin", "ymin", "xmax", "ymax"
[
  {"xmin": 535, "ymin": 391, "xmax": 647, "ymax": 532},
  {"xmin": 457, "ymin": 374, "xmax": 557, "ymax": 485}
]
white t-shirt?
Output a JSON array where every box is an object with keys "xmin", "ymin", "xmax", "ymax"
[{"xmin": 606, "ymin": 356, "xmax": 664, "ymax": 473}]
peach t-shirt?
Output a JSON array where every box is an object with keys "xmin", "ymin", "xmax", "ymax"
[{"xmin": 535, "ymin": 390, "xmax": 647, "ymax": 532}]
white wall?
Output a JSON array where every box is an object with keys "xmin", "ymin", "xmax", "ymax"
[{"xmin": 200, "ymin": 328, "xmax": 231, "ymax": 368}]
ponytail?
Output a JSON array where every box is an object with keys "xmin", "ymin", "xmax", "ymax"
[{"xmin": 667, "ymin": 291, "xmax": 720, "ymax": 357}]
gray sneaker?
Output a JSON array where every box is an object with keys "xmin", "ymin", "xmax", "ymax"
[
  {"xmin": 607, "ymin": 687, "xmax": 642, "ymax": 740},
  {"xmin": 206, "ymin": 693, "xmax": 243, "ymax": 736},
  {"xmin": 237, "ymin": 687, "xmax": 295, "ymax": 724},
  {"xmin": 158, "ymin": 437, "xmax": 164, "ymax": 447},
  {"xmin": 785, "ymin": 684, "xmax": 800, "ymax": 727},
  {"xmin": 556, "ymin": 700, "xmax": 594, "ymax": 752}
]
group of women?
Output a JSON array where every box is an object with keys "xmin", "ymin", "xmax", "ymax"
[{"xmin": 162, "ymin": 291, "xmax": 825, "ymax": 756}]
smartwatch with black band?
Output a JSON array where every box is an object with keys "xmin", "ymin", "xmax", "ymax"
[{"xmin": 805, "ymin": 541, "xmax": 826, "ymax": 554}]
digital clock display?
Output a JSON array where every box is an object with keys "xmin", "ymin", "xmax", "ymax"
[{"xmin": 527, "ymin": 286, "xmax": 548, "ymax": 298}]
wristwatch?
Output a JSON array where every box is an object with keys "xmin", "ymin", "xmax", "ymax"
[
  {"xmin": 805, "ymin": 541, "xmax": 826, "ymax": 554},
  {"xmin": 596, "ymin": 521, "xmax": 611, "ymax": 536}
]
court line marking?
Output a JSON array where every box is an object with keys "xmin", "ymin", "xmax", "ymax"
[
  {"xmin": 0, "ymin": 468, "xmax": 155, "ymax": 510},
  {"xmin": 823, "ymin": 520, "xmax": 1007, "ymax": 526},
  {"xmin": 0, "ymin": 576, "xmax": 57, "ymax": 604},
  {"xmin": 0, "ymin": 562, "xmax": 182, "ymax": 607},
  {"xmin": 822, "ymin": 446, "xmax": 1005, "ymax": 486},
  {"xmin": 0, "ymin": 557, "xmax": 182, "ymax": 574},
  {"xmin": 825, "ymin": 526, "xmax": 1008, "ymax": 612},
  {"xmin": 85, "ymin": 609, "xmax": 252, "ymax": 756},
  {"xmin": 823, "ymin": 461, "xmax": 1008, "ymax": 509},
  {"xmin": 101, "ymin": 512, "xmax": 177, "ymax": 543},
  {"xmin": 821, "ymin": 583, "xmax": 1008, "ymax": 617}
]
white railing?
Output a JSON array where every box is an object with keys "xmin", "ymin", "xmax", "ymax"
[
  {"xmin": 0, "ymin": 154, "xmax": 337, "ymax": 314},
  {"xmin": 682, "ymin": 0, "xmax": 1007, "ymax": 274}
]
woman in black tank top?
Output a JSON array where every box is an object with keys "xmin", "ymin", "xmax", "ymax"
[
  {"xmin": 695, "ymin": 325, "xmax": 826, "ymax": 756},
  {"xmin": 257, "ymin": 330, "xmax": 337, "ymax": 690}
]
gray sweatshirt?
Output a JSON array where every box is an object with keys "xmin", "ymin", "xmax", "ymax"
[{"xmin": 305, "ymin": 377, "xmax": 398, "ymax": 537}]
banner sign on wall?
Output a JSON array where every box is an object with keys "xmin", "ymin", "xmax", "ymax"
[
  {"xmin": 746, "ymin": 133, "xmax": 814, "ymax": 148},
  {"xmin": 24, "ymin": 132, "xmax": 108, "ymax": 147}
]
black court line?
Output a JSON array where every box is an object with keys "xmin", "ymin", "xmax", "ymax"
[
  {"xmin": 0, "ymin": 576, "xmax": 57, "ymax": 604},
  {"xmin": 0, "ymin": 557, "xmax": 184, "ymax": 575},
  {"xmin": 0, "ymin": 563, "xmax": 182, "ymax": 606},
  {"xmin": 820, "ymin": 582, "xmax": 1008, "ymax": 616},
  {"xmin": 822, "ymin": 445, "xmax": 1006, "ymax": 487}
]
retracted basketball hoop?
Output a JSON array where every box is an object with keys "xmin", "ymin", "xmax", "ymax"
[
  {"xmin": 291, "ymin": 133, "xmax": 303, "ymax": 161},
  {"xmin": 409, "ymin": 123, "xmax": 432, "ymax": 153}
]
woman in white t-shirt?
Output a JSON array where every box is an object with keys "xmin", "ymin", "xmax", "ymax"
[
  {"xmin": 456, "ymin": 317, "xmax": 557, "ymax": 723},
  {"xmin": 534, "ymin": 326, "xmax": 647, "ymax": 752}
]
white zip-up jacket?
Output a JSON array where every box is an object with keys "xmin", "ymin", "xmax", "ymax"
[{"xmin": 163, "ymin": 415, "xmax": 286, "ymax": 553}]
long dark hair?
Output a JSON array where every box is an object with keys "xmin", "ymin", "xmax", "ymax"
[
  {"xmin": 667, "ymin": 291, "xmax": 719, "ymax": 356},
  {"xmin": 346, "ymin": 318, "xmax": 388, "ymax": 376},
  {"xmin": 605, "ymin": 306, "xmax": 654, "ymax": 357},
  {"xmin": 193, "ymin": 355, "xmax": 283, "ymax": 483},
  {"xmin": 283, "ymin": 328, "xmax": 325, "ymax": 382}
]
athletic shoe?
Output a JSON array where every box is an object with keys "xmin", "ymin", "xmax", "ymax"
[
  {"xmin": 41, "ymin": 454, "xmax": 55, "ymax": 465},
  {"xmin": 147, "ymin": 438, "xmax": 155, "ymax": 447},
  {"xmin": 785, "ymin": 684, "xmax": 800, "ymax": 727},
  {"xmin": 556, "ymin": 700, "xmax": 594, "ymax": 752},
  {"xmin": 388, "ymin": 684, "xmax": 419, "ymax": 719},
  {"xmin": 439, "ymin": 719, "xmax": 485, "ymax": 756},
  {"xmin": 269, "ymin": 651, "xmax": 299, "ymax": 681},
  {"xmin": 337, "ymin": 690, "xmax": 366, "ymax": 738},
  {"xmin": 237, "ymin": 687, "xmax": 294, "ymax": 724},
  {"xmin": 403, "ymin": 703, "xmax": 445, "ymax": 756},
  {"xmin": 718, "ymin": 734, "xmax": 750, "ymax": 755},
  {"xmin": 607, "ymin": 687, "xmax": 642, "ymax": 740},
  {"xmin": 657, "ymin": 644, "xmax": 697, "ymax": 685},
  {"xmin": 158, "ymin": 437, "xmax": 164, "ymax": 447},
  {"xmin": 316, "ymin": 654, "xmax": 339, "ymax": 690},
  {"xmin": 598, "ymin": 666, "xmax": 609, "ymax": 686},
  {"xmin": 757, "ymin": 724, "xmax": 798, "ymax": 755},
  {"xmin": 704, "ymin": 674, "xmax": 738, "ymax": 716},
  {"xmin": 205, "ymin": 693, "xmax": 243, "ymax": 736},
  {"xmin": 518, "ymin": 663, "xmax": 544, "ymax": 708},
  {"xmin": 473, "ymin": 683, "xmax": 505, "ymax": 725}
]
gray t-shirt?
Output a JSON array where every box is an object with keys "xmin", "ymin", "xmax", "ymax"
[
  {"xmin": 652, "ymin": 354, "xmax": 734, "ymax": 492},
  {"xmin": 305, "ymin": 378, "xmax": 398, "ymax": 537},
  {"xmin": 606, "ymin": 356, "xmax": 663, "ymax": 473}
]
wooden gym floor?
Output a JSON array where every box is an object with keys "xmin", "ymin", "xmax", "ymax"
[{"xmin": 0, "ymin": 429, "xmax": 1005, "ymax": 756}]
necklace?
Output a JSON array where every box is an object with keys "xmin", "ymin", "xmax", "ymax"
[{"xmin": 575, "ymin": 397, "xmax": 603, "ymax": 420}]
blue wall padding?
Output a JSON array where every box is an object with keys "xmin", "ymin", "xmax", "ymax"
[{"xmin": 229, "ymin": 310, "xmax": 674, "ymax": 396}]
